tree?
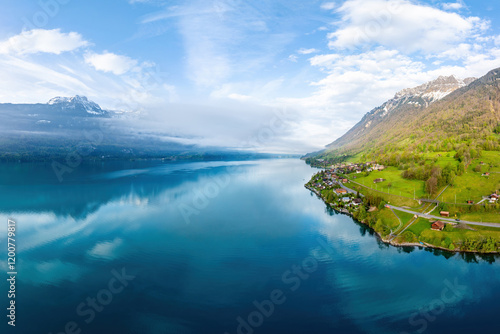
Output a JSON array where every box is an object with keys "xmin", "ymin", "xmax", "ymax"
[
  {"xmin": 426, "ymin": 176, "xmax": 438, "ymax": 195},
  {"xmin": 358, "ymin": 206, "xmax": 367, "ymax": 220}
]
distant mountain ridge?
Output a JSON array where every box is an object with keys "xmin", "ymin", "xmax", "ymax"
[
  {"xmin": 47, "ymin": 95, "xmax": 109, "ymax": 116},
  {"xmin": 0, "ymin": 96, "xmax": 271, "ymax": 161}
]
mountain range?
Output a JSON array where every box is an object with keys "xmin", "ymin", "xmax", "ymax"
[
  {"xmin": 309, "ymin": 67, "xmax": 500, "ymax": 161},
  {"xmin": 0, "ymin": 96, "xmax": 271, "ymax": 161}
]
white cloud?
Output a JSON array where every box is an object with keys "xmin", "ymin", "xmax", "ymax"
[
  {"xmin": 276, "ymin": 43, "xmax": 500, "ymax": 150},
  {"xmin": 437, "ymin": 43, "xmax": 473, "ymax": 61},
  {"xmin": 320, "ymin": 2, "xmax": 336, "ymax": 10},
  {"xmin": 84, "ymin": 52, "xmax": 138, "ymax": 75},
  {"xmin": 88, "ymin": 238, "xmax": 123, "ymax": 260},
  {"xmin": 228, "ymin": 93, "xmax": 252, "ymax": 101},
  {"xmin": 298, "ymin": 48, "xmax": 319, "ymax": 55},
  {"xmin": 0, "ymin": 29, "xmax": 88, "ymax": 55},
  {"xmin": 327, "ymin": 0, "xmax": 487, "ymax": 54},
  {"xmin": 442, "ymin": 2, "xmax": 464, "ymax": 11}
]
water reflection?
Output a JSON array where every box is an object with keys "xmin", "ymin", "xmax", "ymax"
[{"xmin": 0, "ymin": 159, "xmax": 498, "ymax": 334}]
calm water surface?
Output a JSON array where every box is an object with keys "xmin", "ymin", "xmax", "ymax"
[{"xmin": 0, "ymin": 159, "xmax": 499, "ymax": 334}]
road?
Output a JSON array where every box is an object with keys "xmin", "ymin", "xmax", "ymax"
[
  {"xmin": 336, "ymin": 181, "xmax": 499, "ymax": 228},
  {"xmin": 387, "ymin": 205, "xmax": 500, "ymax": 228},
  {"xmin": 337, "ymin": 181, "xmax": 364, "ymax": 196}
]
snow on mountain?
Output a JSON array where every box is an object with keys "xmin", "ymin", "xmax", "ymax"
[
  {"xmin": 364, "ymin": 75, "xmax": 476, "ymax": 124},
  {"xmin": 47, "ymin": 95, "xmax": 107, "ymax": 116},
  {"xmin": 394, "ymin": 75, "xmax": 475, "ymax": 107},
  {"xmin": 326, "ymin": 74, "xmax": 477, "ymax": 150}
]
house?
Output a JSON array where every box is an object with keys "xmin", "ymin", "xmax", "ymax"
[
  {"xmin": 373, "ymin": 178, "xmax": 386, "ymax": 183},
  {"xmin": 491, "ymin": 194, "xmax": 499, "ymax": 200},
  {"xmin": 431, "ymin": 221, "xmax": 446, "ymax": 231},
  {"xmin": 440, "ymin": 211, "xmax": 450, "ymax": 217},
  {"xmin": 467, "ymin": 200, "xmax": 474, "ymax": 204},
  {"xmin": 341, "ymin": 197, "xmax": 351, "ymax": 203},
  {"xmin": 482, "ymin": 172, "xmax": 490, "ymax": 176},
  {"xmin": 336, "ymin": 188, "xmax": 347, "ymax": 194},
  {"xmin": 342, "ymin": 179, "xmax": 348, "ymax": 183},
  {"xmin": 352, "ymin": 198, "xmax": 363, "ymax": 206}
]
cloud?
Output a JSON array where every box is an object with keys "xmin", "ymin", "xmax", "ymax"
[
  {"xmin": 84, "ymin": 52, "xmax": 138, "ymax": 75},
  {"xmin": 140, "ymin": 1, "xmax": 298, "ymax": 87},
  {"xmin": 0, "ymin": 29, "xmax": 88, "ymax": 55},
  {"xmin": 227, "ymin": 93, "xmax": 252, "ymax": 101},
  {"xmin": 321, "ymin": 2, "xmax": 336, "ymax": 10},
  {"xmin": 298, "ymin": 48, "xmax": 319, "ymax": 55},
  {"xmin": 88, "ymin": 238, "xmax": 124, "ymax": 260},
  {"xmin": 277, "ymin": 43, "xmax": 500, "ymax": 150},
  {"xmin": 442, "ymin": 2, "xmax": 464, "ymax": 11},
  {"xmin": 327, "ymin": 0, "xmax": 487, "ymax": 54}
]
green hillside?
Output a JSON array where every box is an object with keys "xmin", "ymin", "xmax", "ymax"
[
  {"xmin": 312, "ymin": 68, "xmax": 500, "ymax": 164},
  {"xmin": 304, "ymin": 68, "xmax": 500, "ymax": 253}
]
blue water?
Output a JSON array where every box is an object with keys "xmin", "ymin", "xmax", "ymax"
[{"xmin": 0, "ymin": 159, "xmax": 499, "ymax": 334}]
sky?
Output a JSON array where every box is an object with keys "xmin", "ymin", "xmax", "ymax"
[{"xmin": 0, "ymin": 0, "xmax": 499, "ymax": 153}]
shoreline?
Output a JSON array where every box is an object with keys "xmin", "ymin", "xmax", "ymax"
[{"xmin": 305, "ymin": 185, "xmax": 500, "ymax": 255}]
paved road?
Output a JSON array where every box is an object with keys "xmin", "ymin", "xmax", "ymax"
[
  {"xmin": 335, "ymin": 181, "xmax": 499, "ymax": 228},
  {"xmin": 337, "ymin": 181, "xmax": 364, "ymax": 196},
  {"xmin": 387, "ymin": 205, "xmax": 500, "ymax": 228},
  {"xmin": 312, "ymin": 181, "xmax": 499, "ymax": 228}
]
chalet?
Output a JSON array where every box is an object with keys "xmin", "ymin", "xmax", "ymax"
[
  {"xmin": 341, "ymin": 179, "xmax": 348, "ymax": 183},
  {"xmin": 336, "ymin": 188, "xmax": 347, "ymax": 194},
  {"xmin": 482, "ymin": 172, "xmax": 490, "ymax": 176},
  {"xmin": 440, "ymin": 211, "xmax": 450, "ymax": 217},
  {"xmin": 431, "ymin": 221, "xmax": 446, "ymax": 231},
  {"xmin": 352, "ymin": 198, "xmax": 363, "ymax": 206},
  {"xmin": 467, "ymin": 200, "xmax": 474, "ymax": 204},
  {"xmin": 373, "ymin": 178, "xmax": 386, "ymax": 183}
]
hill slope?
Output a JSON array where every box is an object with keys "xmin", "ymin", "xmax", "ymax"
[{"xmin": 313, "ymin": 68, "xmax": 500, "ymax": 162}]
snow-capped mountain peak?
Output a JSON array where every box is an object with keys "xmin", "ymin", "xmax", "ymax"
[
  {"xmin": 394, "ymin": 75, "xmax": 474, "ymax": 104},
  {"xmin": 47, "ymin": 95, "xmax": 107, "ymax": 116}
]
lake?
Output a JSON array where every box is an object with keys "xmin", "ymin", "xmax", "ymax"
[{"xmin": 0, "ymin": 158, "xmax": 499, "ymax": 334}]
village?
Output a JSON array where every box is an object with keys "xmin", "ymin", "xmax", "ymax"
[{"xmin": 306, "ymin": 159, "xmax": 500, "ymax": 244}]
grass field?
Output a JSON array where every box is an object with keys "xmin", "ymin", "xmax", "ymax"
[
  {"xmin": 393, "ymin": 209, "xmax": 415, "ymax": 225},
  {"xmin": 422, "ymin": 151, "xmax": 459, "ymax": 168},
  {"xmin": 348, "ymin": 182, "xmax": 420, "ymax": 208},
  {"xmin": 348, "ymin": 167, "xmax": 427, "ymax": 199},
  {"xmin": 406, "ymin": 218, "xmax": 431, "ymax": 236},
  {"xmin": 477, "ymin": 151, "xmax": 500, "ymax": 172},
  {"xmin": 460, "ymin": 211, "xmax": 500, "ymax": 223},
  {"xmin": 377, "ymin": 208, "xmax": 402, "ymax": 231},
  {"xmin": 404, "ymin": 217, "xmax": 500, "ymax": 250},
  {"xmin": 439, "ymin": 158, "xmax": 500, "ymax": 204}
]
